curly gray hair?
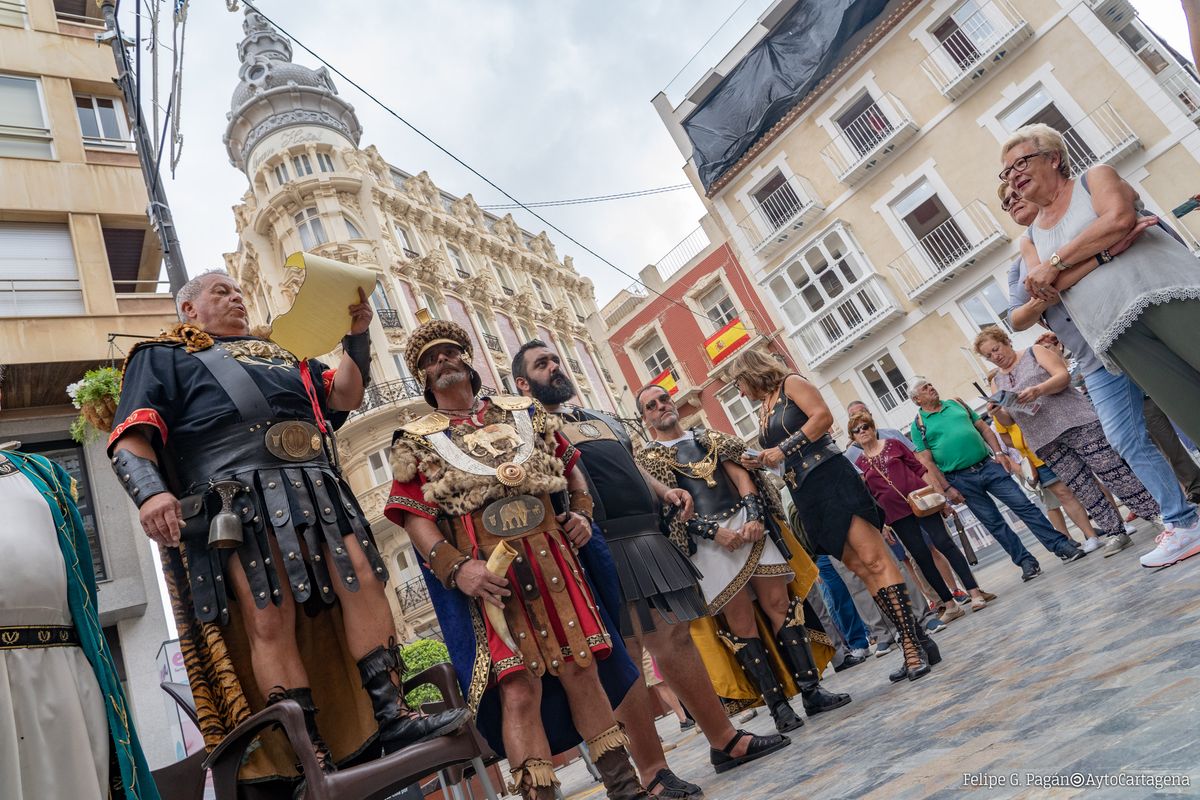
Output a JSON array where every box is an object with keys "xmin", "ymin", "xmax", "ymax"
[
  {"xmin": 175, "ymin": 269, "xmax": 233, "ymax": 320},
  {"xmin": 1000, "ymin": 123, "xmax": 1071, "ymax": 179}
]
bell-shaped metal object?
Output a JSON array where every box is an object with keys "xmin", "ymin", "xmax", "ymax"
[{"xmin": 208, "ymin": 480, "xmax": 245, "ymax": 549}]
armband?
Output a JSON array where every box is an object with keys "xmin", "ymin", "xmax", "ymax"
[
  {"xmin": 111, "ymin": 449, "xmax": 169, "ymax": 508},
  {"xmin": 428, "ymin": 540, "xmax": 470, "ymax": 590},
  {"xmin": 778, "ymin": 431, "xmax": 813, "ymax": 459},
  {"xmin": 341, "ymin": 331, "xmax": 372, "ymax": 387},
  {"xmin": 569, "ymin": 489, "xmax": 594, "ymax": 522},
  {"xmin": 686, "ymin": 516, "xmax": 719, "ymax": 541},
  {"xmin": 742, "ymin": 493, "xmax": 764, "ymax": 523}
]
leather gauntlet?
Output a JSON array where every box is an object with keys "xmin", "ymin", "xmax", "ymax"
[
  {"xmin": 341, "ymin": 332, "xmax": 372, "ymax": 387},
  {"xmin": 428, "ymin": 540, "xmax": 470, "ymax": 590},
  {"xmin": 742, "ymin": 493, "xmax": 764, "ymax": 523},
  {"xmin": 111, "ymin": 449, "xmax": 169, "ymax": 508}
]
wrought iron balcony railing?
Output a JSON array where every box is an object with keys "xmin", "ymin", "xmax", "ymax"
[
  {"xmin": 736, "ymin": 175, "xmax": 824, "ymax": 257},
  {"xmin": 793, "ymin": 275, "xmax": 903, "ymax": 369},
  {"xmin": 919, "ymin": 0, "xmax": 1032, "ymax": 99},
  {"xmin": 887, "ymin": 200, "xmax": 1008, "ymax": 302},
  {"xmin": 482, "ymin": 332, "xmax": 502, "ymax": 351},
  {"xmin": 377, "ymin": 309, "xmax": 402, "ymax": 329},
  {"xmin": 395, "ymin": 576, "xmax": 430, "ymax": 613},
  {"xmin": 820, "ymin": 94, "xmax": 918, "ymax": 186}
]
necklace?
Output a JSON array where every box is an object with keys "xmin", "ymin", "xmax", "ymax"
[
  {"xmin": 439, "ymin": 398, "xmax": 481, "ymax": 417},
  {"xmin": 659, "ymin": 438, "xmax": 720, "ymax": 488}
]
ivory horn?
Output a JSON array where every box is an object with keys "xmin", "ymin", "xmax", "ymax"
[{"xmin": 483, "ymin": 540, "xmax": 519, "ymax": 651}]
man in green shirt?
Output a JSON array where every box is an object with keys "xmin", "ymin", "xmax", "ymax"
[{"xmin": 907, "ymin": 378, "xmax": 1084, "ymax": 582}]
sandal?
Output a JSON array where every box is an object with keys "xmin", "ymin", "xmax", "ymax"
[
  {"xmin": 646, "ymin": 768, "xmax": 703, "ymax": 799},
  {"xmin": 709, "ymin": 728, "xmax": 790, "ymax": 774}
]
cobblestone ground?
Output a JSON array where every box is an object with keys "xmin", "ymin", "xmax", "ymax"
[{"xmin": 552, "ymin": 521, "xmax": 1200, "ymax": 800}]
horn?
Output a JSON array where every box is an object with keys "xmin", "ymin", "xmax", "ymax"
[{"xmin": 208, "ymin": 481, "xmax": 245, "ymax": 549}]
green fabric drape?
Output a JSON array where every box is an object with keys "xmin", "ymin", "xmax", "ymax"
[{"xmin": 4, "ymin": 450, "xmax": 161, "ymax": 800}]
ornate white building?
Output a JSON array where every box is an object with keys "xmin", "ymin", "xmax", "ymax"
[{"xmin": 221, "ymin": 9, "xmax": 624, "ymax": 639}]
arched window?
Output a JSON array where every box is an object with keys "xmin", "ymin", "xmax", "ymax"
[
  {"xmin": 344, "ymin": 215, "xmax": 364, "ymax": 239},
  {"xmin": 294, "ymin": 207, "xmax": 327, "ymax": 249}
]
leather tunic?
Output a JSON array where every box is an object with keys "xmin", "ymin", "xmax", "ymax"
[{"xmin": 669, "ymin": 437, "xmax": 741, "ymax": 517}]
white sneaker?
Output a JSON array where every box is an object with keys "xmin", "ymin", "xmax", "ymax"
[
  {"xmin": 1081, "ymin": 537, "xmax": 1102, "ymax": 553},
  {"xmin": 1140, "ymin": 523, "xmax": 1200, "ymax": 568}
]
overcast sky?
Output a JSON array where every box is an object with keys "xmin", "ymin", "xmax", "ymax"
[{"xmin": 132, "ymin": 0, "xmax": 1191, "ymax": 308}]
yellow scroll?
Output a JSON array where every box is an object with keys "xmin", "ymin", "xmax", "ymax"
[{"xmin": 270, "ymin": 252, "xmax": 377, "ymax": 360}]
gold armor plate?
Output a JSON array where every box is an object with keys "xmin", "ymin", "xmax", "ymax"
[
  {"xmin": 481, "ymin": 494, "xmax": 545, "ymax": 538},
  {"xmin": 490, "ymin": 395, "xmax": 534, "ymax": 411},
  {"xmin": 401, "ymin": 412, "xmax": 451, "ymax": 437},
  {"xmin": 265, "ymin": 420, "xmax": 323, "ymax": 462},
  {"xmin": 560, "ymin": 419, "xmax": 618, "ymax": 445}
]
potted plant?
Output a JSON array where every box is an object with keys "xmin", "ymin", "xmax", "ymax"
[{"xmin": 67, "ymin": 366, "xmax": 122, "ymax": 443}]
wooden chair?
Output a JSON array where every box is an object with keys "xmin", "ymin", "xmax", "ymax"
[{"xmin": 204, "ymin": 662, "xmax": 498, "ymax": 800}]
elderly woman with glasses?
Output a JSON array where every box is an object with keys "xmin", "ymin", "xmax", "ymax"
[
  {"xmin": 1001, "ymin": 124, "xmax": 1200, "ymax": 448},
  {"xmin": 848, "ymin": 413, "xmax": 990, "ymax": 618},
  {"xmin": 732, "ymin": 350, "xmax": 942, "ymax": 683},
  {"xmin": 974, "ymin": 326, "xmax": 1160, "ymax": 557}
]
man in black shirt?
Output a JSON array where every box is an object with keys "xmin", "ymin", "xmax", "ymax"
[{"xmin": 515, "ymin": 341, "xmax": 790, "ymax": 792}]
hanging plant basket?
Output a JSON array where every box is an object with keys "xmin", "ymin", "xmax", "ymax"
[{"xmin": 67, "ymin": 367, "xmax": 122, "ymax": 444}]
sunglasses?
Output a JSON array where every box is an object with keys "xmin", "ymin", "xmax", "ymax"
[{"xmin": 851, "ymin": 424, "xmax": 873, "ymax": 434}]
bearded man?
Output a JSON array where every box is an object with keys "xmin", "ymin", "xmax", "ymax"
[
  {"xmin": 635, "ymin": 385, "xmax": 850, "ymax": 734},
  {"xmin": 385, "ymin": 320, "xmax": 646, "ymax": 800},
  {"xmin": 108, "ymin": 271, "xmax": 466, "ymax": 789},
  {"xmin": 513, "ymin": 340, "xmax": 791, "ymax": 787}
]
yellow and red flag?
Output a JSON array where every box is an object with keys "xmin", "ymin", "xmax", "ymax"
[
  {"xmin": 652, "ymin": 368, "xmax": 679, "ymax": 396},
  {"xmin": 704, "ymin": 318, "xmax": 750, "ymax": 365}
]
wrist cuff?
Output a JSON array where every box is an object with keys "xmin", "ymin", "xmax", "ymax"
[
  {"xmin": 111, "ymin": 449, "xmax": 168, "ymax": 508},
  {"xmin": 341, "ymin": 332, "xmax": 372, "ymax": 387}
]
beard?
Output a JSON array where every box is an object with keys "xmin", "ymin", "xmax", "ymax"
[
  {"xmin": 652, "ymin": 410, "xmax": 679, "ymax": 432},
  {"xmin": 433, "ymin": 366, "xmax": 469, "ymax": 390},
  {"xmin": 528, "ymin": 372, "xmax": 576, "ymax": 406}
]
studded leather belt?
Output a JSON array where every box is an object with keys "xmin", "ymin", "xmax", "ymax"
[{"xmin": 0, "ymin": 624, "xmax": 80, "ymax": 650}]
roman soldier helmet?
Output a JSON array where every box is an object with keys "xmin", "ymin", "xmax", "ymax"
[{"xmin": 404, "ymin": 318, "xmax": 481, "ymax": 407}]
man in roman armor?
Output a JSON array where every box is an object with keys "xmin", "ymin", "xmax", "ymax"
[
  {"xmin": 635, "ymin": 385, "xmax": 851, "ymax": 734},
  {"xmin": 385, "ymin": 319, "xmax": 646, "ymax": 800},
  {"xmin": 107, "ymin": 271, "xmax": 467, "ymax": 789},
  {"xmin": 513, "ymin": 339, "xmax": 793, "ymax": 786}
]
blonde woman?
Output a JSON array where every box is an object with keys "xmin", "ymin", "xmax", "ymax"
[{"xmin": 732, "ymin": 350, "xmax": 941, "ymax": 683}]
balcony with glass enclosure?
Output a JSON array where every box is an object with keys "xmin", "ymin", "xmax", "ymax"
[{"xmin": 792, "ymin": 275, "xmax": 904, "ymax": 369}]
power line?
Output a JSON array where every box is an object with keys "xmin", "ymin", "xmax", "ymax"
[
  {"xmin": 238, "ymin": 0, "xmax": 755, "ymax": 336},
  {"xmin": 479, "ymin": 184, "xmax": 690, "ymax": 210}
]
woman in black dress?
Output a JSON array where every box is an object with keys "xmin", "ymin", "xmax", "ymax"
[{"xmin": 732, "ymin": 350, "xmax": 940, "ymax": 682}]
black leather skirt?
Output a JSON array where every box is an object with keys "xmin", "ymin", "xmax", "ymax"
[
  {"xmin": 787, "ymin": 455, "xmax": 882, "ymax": 558},
  {"xmin": 600, "ymin": 513, "xmax": 707, "ymax": 636}
]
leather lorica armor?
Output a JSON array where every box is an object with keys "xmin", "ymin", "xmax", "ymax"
[{"xmin": 669, "ymin": 437, "xmax": 741, "ymax": 517}]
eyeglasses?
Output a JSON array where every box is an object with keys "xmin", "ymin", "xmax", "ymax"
[
  {"xmin": 851, "ymin": 424, "xmax": 872, "ymax": 434},
  {"xmin": 999, "ymin": 151, "xmax": 1053, "ymax": 182},
  {"xmin": 1000, "ymin": 191, "xmax": 1021, "ymax": 212}
]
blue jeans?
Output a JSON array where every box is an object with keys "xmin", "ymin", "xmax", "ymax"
[
  {"xmin": 816, "ymin": 555, "xmax": 869, "ymax": 651},
  {"xmin": 946, "ymin": 460, "xmax": 1077, "ymax": 566},
  {"xmin": 1084, "ymin": 367, "xmax": 1198, "ymax": 528}
]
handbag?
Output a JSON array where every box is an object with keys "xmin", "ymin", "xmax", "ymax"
[{"xmin": 865, "ymin": 442, "xmax": 947, "ymax": 518}]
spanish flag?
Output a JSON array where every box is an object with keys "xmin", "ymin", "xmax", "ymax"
[
  {"xmin": 652, "ymin": 368, "xmax": 679, "ymax": 396},
  {"xmin": 704, "ymin": 318, "xmax": 751, "ymax": 365}
]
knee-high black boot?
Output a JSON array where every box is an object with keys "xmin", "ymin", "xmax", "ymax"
[
  {"xmin": 723, "ymin": 631, "xmax": 803, "ymax": 733},
  {"xmin": 266, "ymin": 686, "xmax": 335, "ymax": 773},
  {"xmin": 775, "ymin": 597, "xmax": 852, "ymax": 716},
  {"xmin": 356, "ymin": 639, "xmax": 471, "ymax": 754},
  {"xmin": 873, "ymin": 584, "xmax": 931, "ymax": 682}
]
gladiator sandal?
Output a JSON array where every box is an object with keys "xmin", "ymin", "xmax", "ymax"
[
  {"xmin": 874, "ymin": 584, "xmax": 931, "ymax": 682},
  {"xmin": 356, "ymin": 638, "xmax": 470, "ymax": 754},
  {"xmin": 721, "ymin": 631, "xmax": 803, "ymax": 733},
  {"xmin": 586, "ymin": 725, "xmax": 650, "ymax": 800},
  {"xmin": 508, "ymin": 756, "xmax": 559, "ymax": 800},
  {"xmin": 774, "ymin": 596, "xmax": 852, "ymax": 717},
  {"xmin": 265, "ymin": 686, "xmax": 335, "ymax": 775}
]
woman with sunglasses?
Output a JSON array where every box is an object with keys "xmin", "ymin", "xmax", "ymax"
[
  {"xmin": 732, "ymin": 349, "xmax": 941, "ymax": 683},
  {"xmin": 848, "ymin": 413, "xmax": 992, "ymax": 620}
]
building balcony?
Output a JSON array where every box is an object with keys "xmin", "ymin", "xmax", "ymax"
[
  {"xmin": 1161, "ymin": 71, "xmax": 1200, "ymax": 124},
  {"xmin": 888, "ymin": 201, "xmax": 1009, "ymax": 302},
  {"xmin": 820, "ymin": 95, "xmax": 918, "ymax": 186},
  {"xmin": 566, "ymin": 356, "xmax": 582, "ymax": 373},
  {"xmin": 483, "ymin": 332, "xmax": 502, "ymax": 352},
  {"xmin": 395, "ymin": 575, "xmax": 431, "ymax": 614},
  {"xmin": 792, "ymin": 275, "xmax": 904, "ymax": 369},
  {"xmin": 347, "ymin": 377, "xmax": 424, "ymax": 421},
  {"xmin": 737, "ymin": 176, "xmax": 824, "ymax": 258},
  {"xmin": 1084, "ymin": 0, "xmax": 1136, "ymax": 30},
  {"xmin": 601, "ymin": 366, "xmax": 614, "ymax": 384},
  {"xmin": 920, "ymin": 0, "xmax": 1032, "ymax": 100},
  {"xmin": 1061, "ymin": 103, "xmax": 1141, "ymax": 174},
  {"xmin": 377, "ymin": 309, "xmax": 402, "ymax": 329}
]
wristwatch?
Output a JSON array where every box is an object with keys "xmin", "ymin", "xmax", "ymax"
[
  {"xmin": 1049, "ymin": 252, "xmax": 1067, "ymax": 272},
  {"xmin": 1096, "ymin": 249, "xmax": 1113, "ymax": 264}
]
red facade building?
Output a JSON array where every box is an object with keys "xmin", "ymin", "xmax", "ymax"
[{"xmin": 601, "ymin": 239, "xmax": 793, "ymax": 441}]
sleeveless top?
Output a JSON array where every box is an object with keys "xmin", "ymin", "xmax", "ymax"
[
  {"xmin": 992, "ymin": 348, "xmax": 1097, "ymax": 452},
  {"xmin": 1026, "ymin": 176, "xmax": 1200, "ymax": 369},
  {"xmin": 758, "ymin": 378, "xmax": 809, "ymax": 450}
]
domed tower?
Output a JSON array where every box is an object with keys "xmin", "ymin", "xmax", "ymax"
[{"xmin": 223, "ymin": 8, "xmax": 361, "ymax": 172}]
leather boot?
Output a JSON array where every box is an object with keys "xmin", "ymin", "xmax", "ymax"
[
  {"xmin": 586, "ymin": 726, "xmax": 649, "ymax": 800},
  {"xmin": 774, "ymin": 597, "xmax": 852, "ymax": 716},
  {"xmin": 724, "ymin": 632, "xmax": 803, "ymax": 732},
  {"xmin": 356, "ymin": 640, "xmax": 470, "ymax": 754},
  {"xmin": 870, "ymin": 593, "xmax": 910, "ymax": 684},
  {"xmin": 874, "ymin": 584, "xmax": 930, "ymax": 682},
  {"xmin": 265, "ymin": 685, "xmax": 333, "ymax": 799},
  {"xmin": 508, "ymin": 757, "xmax": 558, "ymax": 800}
]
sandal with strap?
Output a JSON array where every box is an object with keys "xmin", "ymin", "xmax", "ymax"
[
  {"xmin": 646, "ymin": 768, "xmax": 703, "ymax": 799},
  {"xmin": 709, "ymin": 728, "xmax": 791, "ymax": 774}
]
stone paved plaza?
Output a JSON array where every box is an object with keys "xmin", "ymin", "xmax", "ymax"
[{"xmin": 553, "ymin": 522, "xmax": 1200, "ymax": 799}]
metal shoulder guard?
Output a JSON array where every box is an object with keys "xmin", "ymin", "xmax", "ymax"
[{"xmin": 111, "ymin": 449, "xmax": 169, "ymax": 508}]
